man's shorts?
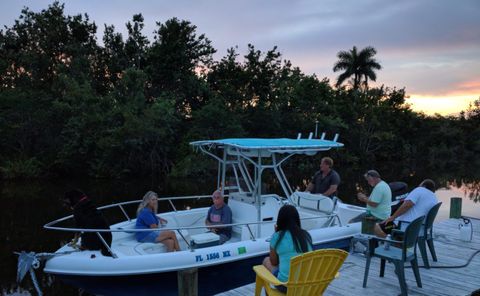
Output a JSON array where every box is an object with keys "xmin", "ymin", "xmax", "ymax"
[{"xmin": 378, "ymin": 221, "xmax": 397, "ymax": 235}]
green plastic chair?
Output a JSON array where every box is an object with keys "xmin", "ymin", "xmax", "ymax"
[
  {"xmin": 397, "ymin": 202, "xmax": 442, "ymax": 268},
  {"xmin": 363, "ymin": 215, "xmax": 425, "ymax": 296}
]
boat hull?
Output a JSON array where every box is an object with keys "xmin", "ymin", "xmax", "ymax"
[{"xmin": 53, "ymin": 238, "xmax": 351, "ymax": 296}]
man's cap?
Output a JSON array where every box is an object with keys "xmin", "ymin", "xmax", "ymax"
[{"xmin": 364, "ymin": 170, "xmax": 381, "ymax": 179}]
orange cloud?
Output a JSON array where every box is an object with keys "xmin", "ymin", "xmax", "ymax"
[{"xmin": 455, "ymin": 80, "xmax": 480, "ymax": 94}]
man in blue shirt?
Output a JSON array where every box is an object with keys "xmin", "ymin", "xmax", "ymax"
[{"xmin": 205, "ymin": 190, "xmax": 232, "ymax": 244}]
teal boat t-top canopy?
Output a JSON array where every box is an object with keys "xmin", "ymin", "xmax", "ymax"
[{"xmin": 190, "ymin": 138, "xmax": 343, "ymax": 154}]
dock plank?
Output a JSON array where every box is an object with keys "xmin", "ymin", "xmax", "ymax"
[{"xmin": 216, "ymin": 218, "xmax": 480, "ymax": 296}]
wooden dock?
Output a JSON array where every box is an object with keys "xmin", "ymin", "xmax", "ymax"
[{"xmin": 217, "ymin": 218, "xmax": 480, "ymax": 296}]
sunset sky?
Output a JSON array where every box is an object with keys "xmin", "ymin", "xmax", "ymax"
[{"xmin": 1, "ymin": 0, "xmax": 479, "ymax": 115}]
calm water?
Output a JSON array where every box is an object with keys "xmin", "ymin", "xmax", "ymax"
[{"xmin": 1, "ymin": 172, "xmax": 479, "ymax": 296}]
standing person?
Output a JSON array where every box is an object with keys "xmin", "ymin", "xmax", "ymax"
[
  {"xmin": 262, "ymin": 205, "xmax": 313, "ymax": 293},
  {"xmin": 62, "ymin": 189, "xmax": 112, "ymax": 256},
  {"xmin": 136, "ymin": 191, "xmax": 180, "ymax": 252},
  {"xmin": 350, "ymin": 170, "xmax": 392, "ymax": 223},
  {"xmin": 375, "ymin": 179, "xmax": 439, "ymax": 237},
  {"xmin": 205, "ymin": 190, "xmax": 232, "ymax": 244},
  {"xmin": 305, "ymin": 157, "xmax": 340, "ymax": 198}
]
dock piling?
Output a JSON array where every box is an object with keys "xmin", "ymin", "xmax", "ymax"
[
  {"xmin": 177, "ymin": 268, "xmax": 198, "ymax": 296},
  {"xmin": 449, "ymin": 197, "xmax": 462, "ymax": 218}
]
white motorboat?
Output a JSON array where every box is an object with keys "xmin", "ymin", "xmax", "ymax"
[{"xmin": 43, "ymin": 137, "xmax": 364, "ymax": 295}]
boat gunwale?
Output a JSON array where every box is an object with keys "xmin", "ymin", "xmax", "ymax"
[{"xmin": 43, "ymin": 229, "xmax": 356, "ymax": 276}]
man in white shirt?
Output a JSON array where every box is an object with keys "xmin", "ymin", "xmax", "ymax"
[{"xmin": 375, "ymin": 179, "xmax": 438, "ymax": 238}]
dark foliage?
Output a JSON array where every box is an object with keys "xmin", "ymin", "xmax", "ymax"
[{"xmin": 0, "ymin": 2, "xmax": 478, "ymax": 183}]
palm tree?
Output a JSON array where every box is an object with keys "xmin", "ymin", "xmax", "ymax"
[{"xmin": 333, "ymin": 46, "xmax": 382, "ymax": 90}]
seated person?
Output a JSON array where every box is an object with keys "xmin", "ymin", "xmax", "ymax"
[
  {"xmin": 350, "ymin": 170, "xmax": 391, "ymax": 223},
  {"xmin": 62, "ymin": 189, "xmax": 112, "ymax": 256},
  {"xmin": 375, "ymin": 179, "xmax": 438, "ymax": 238},
  {"xmin": 305, "ymin": 157, "xmax": 340, "ymax": 198},
  {"xmin": 205, "ymin": 190, "xmax": 232, "ymax": 244},
  {"xmin": 262, "ymin": 205, "xmax": 313, "ymax": 293},
  {"xmin": 135, "ymin": 191, "xmax": 180, "ymax": 252}
]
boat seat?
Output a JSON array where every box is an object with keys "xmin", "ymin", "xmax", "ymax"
[
  {"xmin": 116, "ymin": 240, "xmax": 167, "ymax": 255},
  {"xmin": 115, "ymin": 227, "xmax": 190, "ymax": 255},
  {"xmin": 291, "ymin": 191, "xmax": 335, "ymax": 214},
  {"xmin": 114, "ymin": 222, "xmax": 189, "ymax": 241},
  {"xmin": 232, "ymin": 219, "xmax": 243, "ymax": 235},
  {"xmin": 232, "ymin": 218, "xmax": 255, "ymax": 240}
]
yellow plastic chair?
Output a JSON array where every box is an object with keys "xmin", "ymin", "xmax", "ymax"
[{"xmin": 253, "ymin": 249, "xmax": 348, "ymax": 296}]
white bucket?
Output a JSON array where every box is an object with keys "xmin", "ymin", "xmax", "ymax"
[{"xmin": 459, "ymin": 218, "xmax": 473, "ymax": 242}]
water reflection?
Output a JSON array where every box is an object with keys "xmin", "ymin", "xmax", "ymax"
[
  {"xmin": 1, "ymin": 172, "xmax": 479, "ymax": 295},
  {"xmin": 463, "ymin": 181, "xmax": 480, "ymax": 203},
  {"xmin": 0, "ymin": 178, "xmax": 212, "ymax": 296},
  {"xmin": 288, "ymin": 164, "xmax": 480, "ymax": 206},
  {"xmin": 426, "ymin": 177, "xmax": 480, "ymax": 204}
]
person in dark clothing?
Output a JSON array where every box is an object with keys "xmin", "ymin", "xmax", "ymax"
[
  {"xmin": 62, "ymin": 189, "xmax": 112, "ymax": 256},
  {"xmin": 305, "ymin": 157, "xmax": 341, "ymax": 198},
  {"xmin": 205, "ymin": 190, "xmax": 232, "ymax": 244}
]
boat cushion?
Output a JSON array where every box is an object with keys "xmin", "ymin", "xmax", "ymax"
[
  {"xmin": 190, "ymin": 232, "xmax": 220, "ymax": 249},
  {"xmin": 291, "ymin": 191, "xmax": 334, "ymax": 214},
  {"xmin": 115, "ymin": 222, "xmax": 189, "ymax": 240}
]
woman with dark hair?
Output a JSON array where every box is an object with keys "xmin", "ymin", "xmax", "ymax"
[{"xmin": 263, "ymin": 204, "xmax": 313, "ymax": 291}]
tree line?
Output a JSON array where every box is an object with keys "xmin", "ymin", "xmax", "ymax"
[{"xmin": 1, "ymin": 2, "xmax": 479, "ymax": 183}]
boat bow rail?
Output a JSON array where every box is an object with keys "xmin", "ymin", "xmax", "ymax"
[
  {"xmin": 44, "ymin": 195, "xmax": 211, "ymax": 257},
  {"xmin": 43, "ymin": 195, "xmax": 339, "ymax": 258}
]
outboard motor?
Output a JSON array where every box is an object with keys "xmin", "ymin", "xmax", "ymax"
[{"xmin": 389, "ymin": 181, "xmax": 408, "ymax": 213}]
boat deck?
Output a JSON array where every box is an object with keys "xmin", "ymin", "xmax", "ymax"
[{"xmin": 217, "ymin": 218, "xmax": 480, "ymax": 296}]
